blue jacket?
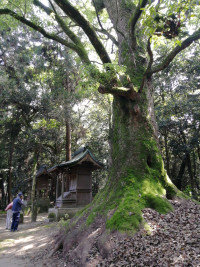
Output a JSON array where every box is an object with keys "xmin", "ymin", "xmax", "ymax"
[{"xmin": 12, "ymin": 196, "xmax": 23, "ymax": 213}]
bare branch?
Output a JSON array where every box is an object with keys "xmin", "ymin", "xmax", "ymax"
[
  {"xmin": 147, "ymin": 37, "xmax": 154, "ymax": 71},
  {"xmin": 54, "ymin": 0, "xmax": 111, "ymax": 64},
  {"xmin": 94, "ymin": 26, "xmax": 118, "ymax": 46},
  {"xmin": 8, "ymin": 0, "xmax": 24, "ymax": 16},
  {"xmin": 0, "ymin": 8, "xmax": 91, "ymax": 64},
  {"xmin": 33, "ymin": 0, "xmax": 52, "ymax": 15},
  {"xmin": 92, "ymin": 0, "xmax": 118, "ymax": 46},
  {"xmin": 130, "ymin": 0, "xmax": 148, "ymax": 38},
  {"xmin": 151, "ymin": 29, "xmax": 200, "ymax": 74},
  {"xmin": 138, "ymin": 37, "xmax": 153, "ymax": 93},
  {"xmin": 92, "ymin": 0, "xmax": 104, "ymax": 30},
  {"xmin": 48, "ymin": 0, "xmax": 57, "ymax": 14}
]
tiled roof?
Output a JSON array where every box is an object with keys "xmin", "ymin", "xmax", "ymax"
[
  {"xmin": 36, "ymin": 165, "xmax": 48, "ymax": 177},
  {"xmin": 47, "ymin": 147, "xmax": 104, "ymax": 173},
  {"xmin": 58, "ymin": 147, "xmax": 104, "ymax": 169}
]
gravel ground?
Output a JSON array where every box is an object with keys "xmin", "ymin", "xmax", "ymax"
[{"xmin": 0, "ymin": 213, "xmax": 62, "ymax": 267}]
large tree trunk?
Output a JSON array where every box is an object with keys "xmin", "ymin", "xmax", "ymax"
[
  {"xmin": 65, "ymin": 120, "xmax": 71, "ymax": 161},
  {"xmin": 186, "ymin": 153, "xmax": 197, "ymax": 199},
  {"xmin": 175, "ymin": 157, "xmax": 186, "ymax": 190},
  {"xmin": 7, "ymin": 143, "xmax": 14, "ymax": 203},
  {"xmin": 102, "ymin": 0, "xmax": 177, "ymax": 199}
]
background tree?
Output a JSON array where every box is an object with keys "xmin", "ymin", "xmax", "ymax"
[
  {"xmin": 154, "ymin": 42, "xmax": 200, "ymax": 199},
  {"xmin": 0, "ymin": 24, "xmax": 110, "ymax": 207}
]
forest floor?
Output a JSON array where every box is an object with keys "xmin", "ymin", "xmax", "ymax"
[{"xmin": 0, "ymin": 199, "xmax": 200, "ymax": 267}]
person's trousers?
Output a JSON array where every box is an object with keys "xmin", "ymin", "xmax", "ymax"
[
  {"xmin": 11, "ymin": 212, "xmax": 20, "ymax": 231},
  {"xmin": 6, "ymin": 209, "xmax": 13, "ymax": 229}
]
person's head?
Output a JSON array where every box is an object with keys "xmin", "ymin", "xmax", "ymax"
[{"xmin": 18, "ymin": 192, "xmax": 23, "ymax": 199}]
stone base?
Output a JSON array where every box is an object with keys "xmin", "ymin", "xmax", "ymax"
[{"xmin": 48, "ymin": 206, "xmax": 84, "ymax": 221}]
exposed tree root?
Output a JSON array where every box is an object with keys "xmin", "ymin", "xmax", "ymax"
[
  {"xmin": 50, "ymin": 199, "xmax": 200, "ymax": 266},
  {"xmin": 49, "ymin": 235, "xmax": 64, "ymax": 257}
]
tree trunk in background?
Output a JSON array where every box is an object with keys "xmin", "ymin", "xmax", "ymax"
[
  {"xmin": 7, "ymin": 143, "xmax": 14, "ymax": 203},
  {"xmin": 31, "ymin": 147, "xmax": 38, "ymax": 222},
  {"xmin": 175, "ymin": 157, "xmax": 186, "ymax": 190},
  {"xmin": 186, "ymin": 153, "xmax": 197, "ymax": 199},
  {"xmin": 65, "ymin": 120, "xmax": 71, "ymax": 161},
  {"xmin": 0, "ymin": 179, "xmax": 5, "ymax": 207},
  {"xmin": 197, "ymin": 145, "xmax": 200, "ymax": 161}
]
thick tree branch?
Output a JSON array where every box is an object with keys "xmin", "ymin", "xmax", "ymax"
[
  {"xmin": 0, "ymin": 8, "xmax": 91, "ymax": 64},
  {"xmin": 33, "ymin": 0, "xmax": 89, "ymax": 62},
  {"xmin": 54, "ymin": 0, "xmax": 111, "ymax": 64},
  {"xmin": 147, "ymin": 37, "xmax": 154, "ymax": 71},
  {"xmin": 98, "ymin": 85, "xmax": 140, "ymax": 101},
  {"xmin": 33, "ymin": 0, "xmax": 52, "ymax": 15},
  {"xmin": 151, "ymin": 29, "xmax": 200, "ymax": 74},
  {"xmin": 130, "ymin": 0, "xmax": 148, "ymax": 39},
  {"xmin": 138, "ymin": 37, "xmax": 153, "ymax": 93}
]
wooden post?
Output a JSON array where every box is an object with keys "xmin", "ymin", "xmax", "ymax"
[
  {"xmin": 56, "ymin": 175, "xmax": 59, "ymax": 200},
  {"xmin": 61, "ymin": 173, "xmax": 64, "ymax": 199}
]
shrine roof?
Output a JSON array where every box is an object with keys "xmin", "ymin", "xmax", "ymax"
[
  {"xmin": 36, "ymin": 165, "xmax": 48, "ymax": 177},
  {"xmin": 58, "ymin": 146, "xmax": 104, "ymax": 169},
  {"xmin": 47, "ymin": 147, "xmax": 104, "ymax": 174}
]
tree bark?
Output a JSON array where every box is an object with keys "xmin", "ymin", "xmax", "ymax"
[
  {"xmin": 175, "ymin": 156, "xmax": 186, "ymax": 190},
  {"xmin": 186, "ymin": 153, "xmax": 197, "ymax": 199},
  {"xmin": 65, "ymin": 120, "xmax": 71, "ymax": 161},
  {"xmin": 31, "ymin": 147, "xmax": 38, "ymax": 222},
  {"xmin": 7, "ymin": 143, "xmax": 14, "ymax": 203}
]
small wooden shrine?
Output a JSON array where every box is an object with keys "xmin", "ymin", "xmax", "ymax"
[
  {"xmin": 48, "ymin": 146, "xmax": 104, "ymax": 208},
  {"xmin": 35, "ymin": 165, "xmax": 56, "ymax": 201}
]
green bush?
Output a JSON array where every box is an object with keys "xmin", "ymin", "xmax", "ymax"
[
  {"xmin": 24, "ymin": 206, "xmax": 31, "ymax": 216},
  {"xmin": 57, "ymin": 213, "xmax": 69, "ymax": 222},
  {"xmin": 48, "ymin": 212, "xmax": 56, "ymax": 221},
  {"xmin": 0, "ymin": 211, "xmax": 6, "ymax": 214},
  {"xmin": 58, "ymin": 213, "xmax": 70, "ymax": 229}
]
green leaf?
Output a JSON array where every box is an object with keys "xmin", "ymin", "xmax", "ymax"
[{"xmin": 176, "ymin": 40, "xmax": 182, "ymax": 46}]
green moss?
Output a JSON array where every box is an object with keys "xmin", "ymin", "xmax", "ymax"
[
  {"xmin": 121, "ymin": 41, "xmax": 146, "ymax": 90},
  {"xmin": 107, "ymin": 169, "xmax": 173, "ymax": 230},
  {"xmin": 121, "ymin": 0, "xmax": 135, "ymax": 10},
  {"xmin": 85, "ymin": 163, "xmax": 176, "ymax": 233},
  {"xmin": 144, "ymin": 194, "xmax": 173, "ymax": 213}
]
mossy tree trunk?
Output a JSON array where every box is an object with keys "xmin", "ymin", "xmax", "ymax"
[{"xmin": 88, "ymin": 82, "xmax": 180, "ymax": 232}]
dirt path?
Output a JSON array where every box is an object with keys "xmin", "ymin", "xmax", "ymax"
[{"xmin": 0, "ymin": 213, "xmax": 62, "ymax": 267}]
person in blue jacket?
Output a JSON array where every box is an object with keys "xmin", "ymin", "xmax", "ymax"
[{"xmin": 10, "ymin": 192, "xmax": 24, "ymax": 232}]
